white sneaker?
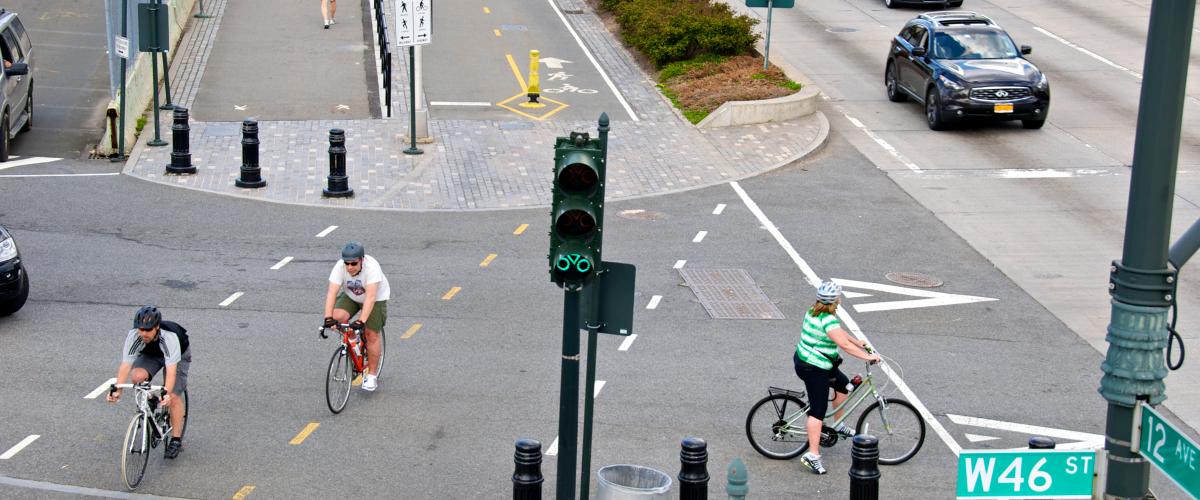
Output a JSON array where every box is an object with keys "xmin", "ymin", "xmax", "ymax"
[
  {"xmin": 323, "ymin": 20, "xmax": 330, "ymax": 29},
  {"xmin": 329, "ymin": 18, "xmax": 336, "ymax": 25},
  {"xmin": 362, "ymin": 374, "xmax": 378, "ymax": 391}
]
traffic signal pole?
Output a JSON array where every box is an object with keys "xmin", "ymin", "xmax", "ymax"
[
  {"xmin": 1100, "ymin": 0, "xmax": 1195, "ymax": 497},
  {"xmin": 556, "ymin": 289, "xmax": 582, "ymax": 500}
]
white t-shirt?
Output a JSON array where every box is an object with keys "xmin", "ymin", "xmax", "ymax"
[{"xmin": 328, "ymin": 255, "xmax": 390, "ymax": 303}]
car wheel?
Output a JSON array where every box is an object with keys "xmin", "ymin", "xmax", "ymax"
[
  {"xmin": 926, "ymin": 88, "xmax": 947, "ymax": 131},
  {"xmin": 0, "ymin": 270, "xmax": 28, "ymax": 316},
  {"xmin": 20, "ymin": 86, "xmax": 31, "ymax": 133},
  {"xmin": 885, "ymin": 63, "xmax": 906, "ymax": 102},
  {"xmin": 1022, "ymin": 119, "xmax": 1046, "ymax": 129},
  {"xmin": 0, "ymin": 114, "xmax": 10, "ymax": 162}
]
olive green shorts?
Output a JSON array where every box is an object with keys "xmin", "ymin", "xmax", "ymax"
[{"xmin": 334, "ymin": 293, "xmax": 387, "ymax": 332}]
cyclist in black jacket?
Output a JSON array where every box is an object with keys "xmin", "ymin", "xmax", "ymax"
[{"xmin": 107, "ymin": 305, "xmax": 191, "ymax": 459}]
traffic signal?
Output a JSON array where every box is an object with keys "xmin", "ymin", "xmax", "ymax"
[{"xmin": 549, "ymin": 131, "xmax": 605, "ymax": 288}]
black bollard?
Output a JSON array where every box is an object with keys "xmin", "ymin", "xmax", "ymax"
[
  {"xmin": 679, "ymin": 437, "xmax": 709, "ymax": 500},
  {"xmin": 849, "ymin": 435, "xmax": 880, "ymax": 500},
  {"xmin": 512, "ymin": 439, "xmax": 543, "ymax": 500},
  {"xmin": 164, "ymin": 107, "xmax": 195, "ymax": 174},
  {"xmin": 322, "ymin": 128, "xmax": 353, "ymax": 197},
  {"xmin": 235, "ymin": 119, "xmax": 266, "ymax": 188},
  {"xmin": 1028, "ymin": 436, "xmax": 1056, "ymax": 449}
]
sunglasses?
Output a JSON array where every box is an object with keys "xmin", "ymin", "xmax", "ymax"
[
  {"xmin": 344, "ymin": 260, "xmax": 361, "ymax": 266},
  {"xmin": 137, "ymin": 327, "xmax": 155, "ymax": 333}
]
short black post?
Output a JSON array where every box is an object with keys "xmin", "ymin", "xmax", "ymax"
[
  {"xmin": 235, "ymin": 119, "xmax": 266, "ymax": 188},
  {"xmin": 849, "ymin": 435, "xmax": 880, "ymax": 500},
  {"xmin": 512, "ymin": 439, "xmax": 543, "ymax": 500},
  {"xmin": 679, "ymin": 437, "xmax": 709, "ymax": 500},
  {"xmin": 322, "ymin": 128, "xmax": 353, "ymax": 197},
  {"xmin": 1028, "ymin": 436, "xmax": 1056, "ymax": 449},
  {"xmin": 164, "ymin": 107, "xmax": 195, "ymax": 174}
]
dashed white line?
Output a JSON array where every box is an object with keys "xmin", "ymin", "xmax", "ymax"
[
  {"xmin": 270, "ymin": 256, "xmax": 294, "ymax": 270},
  {"xmin": 219, "ymin": 292, "xmax": 244, "ymax": 307},
  {"xmin": 0, "ymin": 435, "xmax": 40, "ymax": 460},
  {"xmin": 673, "ymin": 260, "xmax": 687, "ymax": 269},
  {"xmin": 844, "ymin": 114, "xmax": 923, "ymax": 173},
  {"xmin": 712, "ymin": 204, "xmax": 726, "ymax": 215},
  {"xmin": 545, "ymin": 437, "xmax": 559, "ymax": 456},
  {"xmin": 594, "ymin": 380, "xmax": 606, "ymax": 398},
  {"xmin": 1033, "ymin": 26, "xmax": 1140, "ymax": 79},
  {"xmin": 618, "ymin": 334, "xmax": 638, "ymax": 351},
  {"xmin": 693, "ymin": 231, "xmax": 708, "ymax": 243},
  {"xmin": 84, "ymin": 378, "xmax": 118, "ymax": 399},
  {"xmin": 430, "ymin": 101, "xmax": 492, "ymax": 107},
  {"xmin": 315, "ymin": 225, "xmax": 338, "ymax": 238},
  {"xmin": 646, "ymin": 295, "xmax": 662, "ymax": 309}
]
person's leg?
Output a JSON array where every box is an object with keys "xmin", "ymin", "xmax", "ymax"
[
  {"xmin": 830, "ymin": 369, "xmax": 851, "ymax": 423},
  {"xmin": 321, "ymin": 0, "xmax": 329, "ymax": 22},
  {"xmin": 168, "ymin": 353, "xmax": 190, "ymax": 439},
  {"xmin": 806, "ymin": 415, "xmax": 823, "ymax": 455},
  {"xmin": 361, "ymin": 300, "xmax": 386, "ymax": 376},
  {"xmin": 794, "ymin": 353, "xmax": 830, "ymax": 460},
  {"xmin": 330, "ymin": 0, "xmax": 337, "ymax": 20},
  {"xmin": 129, "ymin": 367, "xmax": 150, "ymax": 384}
]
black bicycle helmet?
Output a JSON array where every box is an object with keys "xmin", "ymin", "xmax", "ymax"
[
  {"xmin": 134, "ymin": 305, "xmax": 161, "ymax": 330},
  {"xmin": 341, "ymin": 241, "xmax": 365, "ymax": 260}
]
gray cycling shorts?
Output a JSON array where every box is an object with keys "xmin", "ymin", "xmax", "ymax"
[{"xmin": 132, "ymin": 349, "xmax": 191, "ymax": 395}]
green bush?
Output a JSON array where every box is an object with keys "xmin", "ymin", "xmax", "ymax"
[{"xmin": 603, "ymin": 0, "xmax": 759, "ymax": 68}]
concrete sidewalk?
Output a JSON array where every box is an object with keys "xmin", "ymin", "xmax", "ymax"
[{"xmin": 122, "ymin": 0, "xmax": 827, "ymax": 210}]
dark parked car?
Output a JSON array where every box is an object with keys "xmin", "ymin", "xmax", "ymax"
[
  {"xmin": 0, "ymin": 224, "xmax": 28, "ymax": 315},
  {"xmin": 884, "ymin": 0, "xmax": 962, "ymax": 8},
  {"xmin": 884, "ymin": 11, "xmax": 1049, "ymax": 130}
]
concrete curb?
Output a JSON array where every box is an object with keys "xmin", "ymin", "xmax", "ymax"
[{"xmin": 697, "ymin": 85, "xmax": 821, "ymax": 128}]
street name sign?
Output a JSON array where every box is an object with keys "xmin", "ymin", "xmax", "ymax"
[
  {"xmin": 396, "ymin": 0, "xmax": 432, "ymax": 46},
  {"xmin": 746, "ymin": 0, "xmax": 794, "ymax": 7},
  {"xmin": 957, "ymin": 449, "xmax": 1096, "ymax": 499},
  {"xmin": 1132, "ymin": 402, "xmax": 1200, "ymax": 497}
]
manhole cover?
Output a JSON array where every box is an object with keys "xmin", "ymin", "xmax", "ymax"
[
  {"xmin": 679, "ymin": 268, "xmax": 785, "ymax": 320},
  {"xmin": 885, "ymin": 272, "xmax": 943, "ymax": 288},
  {"xmin": 617, "ymin": 209, "xmax": 666, "ymax": 221},
  {"xmin": 826, "ymin": 27, "xmax": 858, "ymax": 33}
]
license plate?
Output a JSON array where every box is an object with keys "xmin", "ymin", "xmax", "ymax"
[{"xmin": 994, "ymin": 103, "xmax": 1014, "ymax": 113}]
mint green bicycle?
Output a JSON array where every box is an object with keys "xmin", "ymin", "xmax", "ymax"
[{"xmin": 745, "ymin": 355, "xmax": 926, "ymax": 465}]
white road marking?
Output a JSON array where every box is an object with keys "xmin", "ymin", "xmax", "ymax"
[
  {"xmin": 842, "ymin": 291, "xmax": 873, "ymax": 299},
  {"xmin": 0, "ymin": 475, "xmax": 192, "ymax": 499},
  {"xmin": 999, "ymin": 169, "xmax": 1074, "ymax": 179},
  {"xmin": 84, "ymin": 378, "xmax": 118, "ymax": 399},
  {"xmin": 594, "ymin": 380, "xmax": 606, "ymax": 398},
  {"xmin": 948, "ymin": 414, "xmax": 1104, "ymax": 448},
  {"xmin": 730, "ymin": 180, "xmax": 962, "ymax": 456},
  {"xmin": 965, "ymin": 433, "xmax": 1001, "ymax": 443},
  {"xmin": 270, "ymin": 256, "xmax": 294, "ymax": 270},
  {"xmin": 673, "ymin": 260, "xmax": 686, "ymax": 269},
  {"xmin": 833, "ymin": 278, "xmax": 997, "ymax": 313},
  {"xmin": 712, "ymin": 203, "xmax": 726, "ymax": 215},
  {"xmin": 646, "ymin": 295, "xmax": 662, "ymax": 309},
  {"xmin": 540, "ymin": 57, "xmax": 572, "ymax": 69},
  {"xmin": 544, "ymin": 0, "xmax": 638, "ymax": 121},
  {"xmin": 219, "ymin": 292, "xmax": 244, "ymax": 307},
  {"xmin": 844, "ymin": 114, "xmax": 923, "ymax": 173},
  {"xmin": 692, "ymin": 231, "xmax": 707, "ymax": 243},
  {"xmin": 546, "ymin": 437, "xmax": 559, "ymax": 456},
  {"xmin": 0, "ymin": 156, "xmax": 63, "ymax": 171},
  {"xmin": 315, "ymin": 225, "xmax": 338, "ymax": 238},
  {"xmin": 336, "ymin": 104, "xmax": 350, "ymax": 110},
  {"xmin": 0, "ymin": 435, "xmax": 40, "ymax": 460},
  {"xmin": 1033, "ymin": 27, "xmax": 1141, "ymax": 79},
  {"xmin": 618, "ymin": 334, "xmax": 638, "ymax": 351},
  {"xmin": 430, "ymin": 101, "xmax": 492, "ymax": 107},
  {"xmin": 0, "ymin": 173, "xmax": 119, "ymax": 178},
  {"xmin": 234, "ymin": 104, "xmax": 247, "ymax": 111}
]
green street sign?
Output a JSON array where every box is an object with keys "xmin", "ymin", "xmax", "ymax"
[
  {"xmin": 957, "ymin": 450, "xmax": 1096, "ymax": 499},
  {"xmin": 136, "ymin": 3, "xmax": 170, "ymax": 52},
  {"xmin": 746, "ymin": 0, "xmax": 794, "ymax": 7},
  {"xmin": 595, "ymin": 261, "xmax": 635, "ymax": 336},
  {"xmin": 1133, "ymin": 402, "xmax": 1200, "ymax": 497}
]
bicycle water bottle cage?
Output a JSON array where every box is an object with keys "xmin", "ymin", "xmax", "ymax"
[{"xmin": 768, "ymin": 386, "xmax": 806, "ymax": 400}]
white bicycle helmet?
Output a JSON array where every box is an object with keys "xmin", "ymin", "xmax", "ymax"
[{"xmin": 816, "ymin": 281, "xmax": 842, "ymax": 304}]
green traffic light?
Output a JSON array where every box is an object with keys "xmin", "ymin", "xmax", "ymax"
[{"xmin": 555, "ymin": 253, "xmax": 593, "ymax": 273}]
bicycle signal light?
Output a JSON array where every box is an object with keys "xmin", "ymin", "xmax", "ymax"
[{"xmin": 549, "ymin": 131, "xmax": 605, "ymax": 288}]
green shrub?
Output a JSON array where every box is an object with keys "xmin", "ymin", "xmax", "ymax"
[{"xmin": 604, "ymin": 0, "xmax": 759, "ymax": 68}]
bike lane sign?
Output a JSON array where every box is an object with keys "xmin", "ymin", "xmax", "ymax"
[
  {"xmin": 1131, "ymin": 402, "xmax": 1200, "ymax": 497},
  {"xmin": 957, "ymin": 449, "xmax": 1096, "ymax": 499}
]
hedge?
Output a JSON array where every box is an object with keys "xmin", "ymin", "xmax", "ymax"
[{"xmin": 599, "ymin": 0, "xmax": 759, "ymax": 68}]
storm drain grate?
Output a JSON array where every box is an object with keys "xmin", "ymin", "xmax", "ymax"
[{"xmin": 679, "ymin": 268, "xmax": 786, "ymax": 320}]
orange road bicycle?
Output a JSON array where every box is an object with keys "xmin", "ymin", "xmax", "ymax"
[{"xmin": 320, "ymin": 322, "xmax": 386, "ymax": 413}]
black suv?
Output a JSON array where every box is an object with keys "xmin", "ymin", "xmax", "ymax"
[
  {"xmin": 884, "ymin": 12, "xmax": 1049, "ymax": 130},
  {"xmin": 0, "ymin": 224, "xmax": 27, "ymax": 316}
]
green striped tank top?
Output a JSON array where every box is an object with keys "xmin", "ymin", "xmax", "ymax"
[{"xmin": 796, "ymin": 310, "xmax": 840, "ymax": 370}]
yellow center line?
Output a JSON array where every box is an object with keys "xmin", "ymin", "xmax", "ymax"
[
  {"xmin": 402, "ymin": 323, "xmax": 423, "ymax": 339},
  {"xmin": 442, "ymin": 286, "xmax": 462, "ymax": 300},
  {"xmin": 494, "ymin": 28, "xmax": 502, "ymax": 37},
  {"xmin": 505, "ymin": 54, "xmax": 528, "ymax": 92},
  {"xmin": 480, "ymin": 253, "xmax": 498, "ymax": 267},
  {"xmin": 514, "ymin": 223, "xmax": 529, "ymax": 235},
  {"xmin": 483, "ymin": 6, "xmax": 491, "ymax": 13},
  {"xmin": 232, "ymin": 485, "xmax": 256, "ymax": 500},
  {"xmin": 289, "ymin": 422, "xmax": 320, "ymax": 445}
]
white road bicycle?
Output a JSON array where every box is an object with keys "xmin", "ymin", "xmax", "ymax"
[{"xmin": 111, "ymin": 382, "xmax": 188, "ymax": 489}]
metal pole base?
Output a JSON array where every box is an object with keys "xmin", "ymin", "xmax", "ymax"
[
  {"xmin": 165, "ymin": 165, "xmax": 196, "ymax": 175},
  {"xmin": 159, "ymin": 104, "xmax": 175, "ymax": 110},
  {"xmin": 235, "ymin": 178, "xmax": 266, "ymax": 189},
  {"xmin": 322, "ymin": 187, "xmax": 354, "ymax": 198},
  {"xmin": 148, "ymin": 139, "xmax": 168, "ymax": 147},
  {"xmin": 194, "ymin": 13, "xmax": 213, "ymax": 18},
  {"xmin": 403, "ymin": 146, "xmax": 423, "ymax": 155},
  {"xmin": 109, "ymin": 155, "xmax": 127, "ymax": 163}
]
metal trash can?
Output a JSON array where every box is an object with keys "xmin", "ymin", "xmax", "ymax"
[{"xmin": 596, "ymin": 464, "xmax": 672, "ymax": 499}]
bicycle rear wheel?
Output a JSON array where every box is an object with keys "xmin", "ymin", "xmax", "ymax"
[
  {"xmin": 745, "ymin": 393, "xmax": 811, "ymax": 459},
  {"xmin": 326, "ymin": 346, "xmax": 352, "ymax": 413},
  {"xmin": 856, "ymin": 398, "xmax": 925, "ymax": 465},
  {"xmin": 120, "ymin": 413, "xmax": 150, "ymax": 489}
]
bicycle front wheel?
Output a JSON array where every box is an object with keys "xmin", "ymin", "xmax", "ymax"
[
  {"xmin": 745, "ymin": 394, "xmax": 811, "ymax": 459},
  {"xmin": 120, "ymin": 413, "xmax": 150, "ymax": 489},
  {"xmin": 856, "ymin": 398, "xmax": 925, "ymax": 465},
  {"xmin": 326, "ymin": 346, "xmax": 352, "ymax": 414}
]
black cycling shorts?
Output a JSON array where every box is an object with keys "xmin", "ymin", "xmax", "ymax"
[{"xmin": 793, "ymin": 351, "xmax": 849, "ymax": 422}]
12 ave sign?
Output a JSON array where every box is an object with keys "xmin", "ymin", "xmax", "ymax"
[
  {"xmin": 1132, "ymin": 402, "xmax": 1200, "ymax": 497},
  {"xmin": 957, "ymin": 450, "xmax": 1096, "ymax": 499}
]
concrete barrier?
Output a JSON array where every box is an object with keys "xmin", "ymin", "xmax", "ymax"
[
  {"xmin": 696, "ymin": 85, "xmax": 821, "ymax": 128},
  {"xmin": 99, "ymin": 0, "xmax": 198, "ymax": 156}
]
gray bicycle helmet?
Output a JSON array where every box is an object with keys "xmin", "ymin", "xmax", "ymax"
[
  {"xmin": 341, "ymin": 241, "xmax": 365, "ymax": 260},
  {"xmin": 134, "ymin": 305, "xmax": 161, "ymax": 330},
  {"xmin": 816, "ymin": 281, "xmax": 842, "ymax": 304}
]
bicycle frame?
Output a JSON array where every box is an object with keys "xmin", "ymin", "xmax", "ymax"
[
  {"xmin": 115, "ymin": 383, "xmax": 170, "ymax": 452},
  {"xmin": 327, "ymin": 324, "xmax": 366, "ymax": 373},
  {"xmin": 776, "ymin": 364, "xmax": 890, "ymax": 435}
]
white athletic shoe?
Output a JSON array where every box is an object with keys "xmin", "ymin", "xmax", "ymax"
[{"xmin": 362, "ymin": 374, "xmax": 378, "ymax": 391}]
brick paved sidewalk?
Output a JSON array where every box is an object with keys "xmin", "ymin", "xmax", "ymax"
[{"xmin": 124, "ymin": 0, "xmax": 828, "ymax": 211}]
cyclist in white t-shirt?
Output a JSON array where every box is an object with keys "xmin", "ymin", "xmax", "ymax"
[{"xmin": 322, "ymin": 241, "xmax": 390, "ymax": 391}]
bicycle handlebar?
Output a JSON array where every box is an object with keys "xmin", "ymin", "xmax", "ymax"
[
  {"xmin": 109, "ymin": 382, "xmax": 166, "ymax": 396},
  {"xmin": 319, "ymin": 322, "xmax": 364, "ymax": 340}
]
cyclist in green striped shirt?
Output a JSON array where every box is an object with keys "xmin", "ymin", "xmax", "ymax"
[{"xmin": 794, "ymin": 281, "xmax": 880, "ymax": 475}]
